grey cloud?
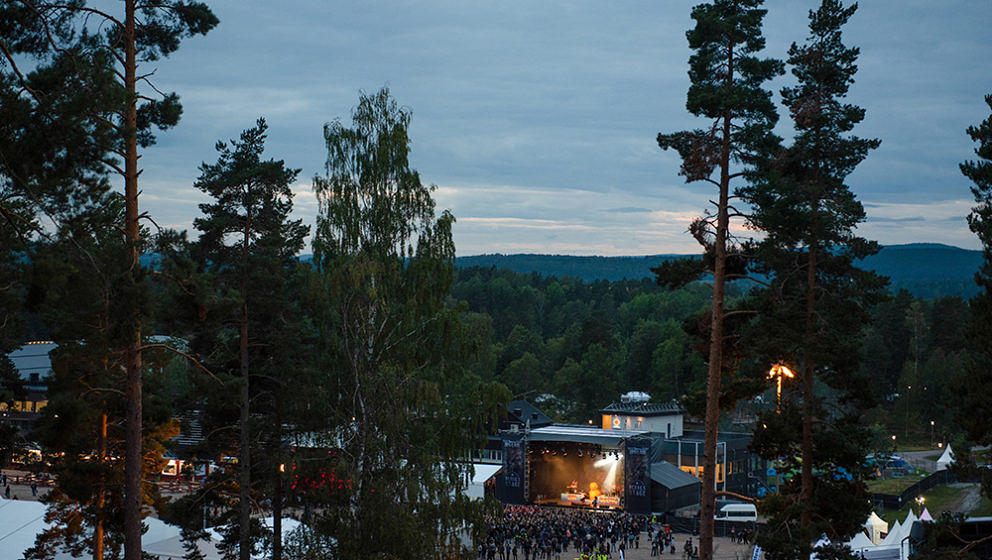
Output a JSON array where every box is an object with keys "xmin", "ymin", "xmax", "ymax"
[{"xmin": 126, "ymin": 0, "xmax": 989, "ymax": 255}]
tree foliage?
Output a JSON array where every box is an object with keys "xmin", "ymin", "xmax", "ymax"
[
  {"xmin": 303, "ymin": 87, "xmax": 508, "ymax": 558},
  {"xmin": 740, "ymin": 2, "xmax": 885, "ymax": 557}
]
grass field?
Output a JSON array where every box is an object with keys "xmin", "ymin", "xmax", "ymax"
[
  {"xmin": 867, "ymin": 473, "xmax": 927, "ymax": 494},
  {"xmin": 878, "ymin": 484, "xmax": 988, "ymax": 526}
]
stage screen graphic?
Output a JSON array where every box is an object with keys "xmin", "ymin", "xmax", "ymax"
[
  {"xmin": 624, "ymin": 437, "xmax": 652, "ymax": 514},
  {"xmin": 527, "ymin": 442, "xmax": 625, "ymax": 509},
  {"xmin": 502, "ymin": 434, "xmax": 526, "ymax": 504}
]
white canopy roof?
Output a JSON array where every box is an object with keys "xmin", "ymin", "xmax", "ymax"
[
  {"xmin": 864, "ymin": 511, "xmax": 889, "ymax": 544},
  {"xmin": 936, "ymin": 444, "xmax": 955, "ymax": 470},
  {"xmin": 920, "ymin": 507, "xmax": 933, "ymax": 521},
  {"xmin": 879, "ymin": 519, "xmax": 904, "ymax": 547},
  {"xmin": 472, "ymin": 463, "xmax": 502, "ymax": 485},
  {"xmin": 903, "ymin": 510, "xmax": 918, "ymax": 528},
  {"xmin": 847, "ymin": 531, "xmax": 874, "ymax": 551}
]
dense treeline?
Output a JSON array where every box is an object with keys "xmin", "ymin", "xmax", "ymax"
[
  {"xmin": 454, "ymin": 244, "xmax": 986, "ymax": 298},
  {"xmin": 449, "ymin": 265, "xmax": 971, "ymax": 442}
]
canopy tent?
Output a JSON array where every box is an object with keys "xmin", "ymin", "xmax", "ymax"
[
  {"xmin": 879, "ymin": 519, "xmax": 904, "ymax": 547},
  {"xmin": 920, "ymin": 508, "xmax": 933, "ymax": 521},
  {"xmin": 864, "ymin": 511, "xmax": 889, "ymax": 544},
  {"xmin": 466, "ymin": 463, "xmax": 502, "ymax": 500},
  {"xmin": 936, "ymin": 444, "xmax": 955, "ymax": 471},
  {"xmin": 847, "ymin": 531, "xmax": 875, "ymax": 551},
  {"xmin": 0, "ymin": 497, "xmax": 222, "ymax": 559},
  {"xmin": 0, "ymin": 498, "xmax": 49, "ymax": 559},
  {"xmin": 903, "ymin": 510, "xmax": 918, "ymax": 529}
]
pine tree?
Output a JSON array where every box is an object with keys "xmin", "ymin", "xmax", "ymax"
[
  {"xmin": 306, "ymin": 87, "xmax": 508, "ymax": 557},
  {"xmin": 0, "ymin": 5, "xmax": 217, "ymax": 558},
  {"xmin": 25, "ymin": 200, "xmax": 179, "ymax": 560},
  {"xmin": 957, "ymin": 95, "xmax": 992, "ymax": 451},
  {"xmin": 190, "ymin": 118, "xmax": 308, "ymax": 560},
  {"xmin": 739, "ymin": 2, "xmax": 885, "ymax": 557},
  {"xmin": 654, "ymin": 2, "xmax": 782, "ymax": 556}
]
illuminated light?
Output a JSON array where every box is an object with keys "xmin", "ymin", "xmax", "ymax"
[
  {"xmin": 279, "ymin": 463, "xmax": 285, "ymax": 473},
  {"xmin": 768, "ymin": 364, "xmax": 795, "ymax": 414}
]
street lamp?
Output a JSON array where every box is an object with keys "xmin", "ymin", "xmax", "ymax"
[
  {"xmin": 768, "ymin": 364, "xmax": 795, "ymax": 414},
  {"xmin": 930, "ymin": 420, "xmax": 935, "ymax": 446}
]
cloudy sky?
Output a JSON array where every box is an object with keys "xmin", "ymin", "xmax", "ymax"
[{"xmin": 135, "ymin": 0, "xmax": 991, "ymax": 256}]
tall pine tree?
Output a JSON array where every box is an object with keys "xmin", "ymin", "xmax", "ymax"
[
  {"xmin": 654, "ymin": 2, "xmax": 782, "ymax": 556},
  {"xmin": 740, "ymin": 2, "xmax": 885, "ymax": 558},
  {"xmin": 190, "ymin": 118, "xmax": 308, "ymax": 560},
  {"xmin": 0, "ymin": 4, "xmax": 217, "ymax": 557},
  {"xmin": 957, "ymin": 96, "xmax": 992, "ymax": 454}
]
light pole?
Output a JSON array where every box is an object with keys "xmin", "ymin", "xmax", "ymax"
[
  {"xmin": 768, "ymin": 364, "xmax": 795, "ymax": 414},
  {"xmin": 930, "ymin": 420, "xmax": 935, "ymax": 447}
]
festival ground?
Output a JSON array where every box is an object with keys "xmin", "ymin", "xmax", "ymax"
[{"xmin": 586, "ymin": 534, "xmax": 753, "ymax": 560}]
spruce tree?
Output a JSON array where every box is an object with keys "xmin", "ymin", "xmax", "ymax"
[
  {"xmin": 654, "ymin": 2, "xmax": 782, "ymax": 556},
  {"xmin": 740, "ymin": 2, "xmax": 885, "ymax": 557}
]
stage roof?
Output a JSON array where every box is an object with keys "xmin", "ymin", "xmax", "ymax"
[
  {"xmin": 526, "ymin": 425, "xmax": 649, "ymax": 446},
  {"xmin": 650, "ymin": 461, "xmax": 701, "ymax": 490},
  {"xmin": 600, "ymin": 400, "xmax": 684, "ymax": 417}
]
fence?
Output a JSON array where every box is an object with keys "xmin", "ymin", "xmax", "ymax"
[
  {"xmin": 871, "ymin": 468, "xmax": 957, "ymax": 510},
  {"xmin": 664, "ymin": 515, "xmax": 765, "ymax": 539}
]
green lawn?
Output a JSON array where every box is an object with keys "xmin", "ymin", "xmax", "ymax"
[
  {"xmin": 866, "ymin": 473, "xmax": 927, "ymax": 494},
  {"xmin": 895, "ymin": 443, "xmax": 938, "ymax": 452},
  {"xmin": 970, "ymin": 496, "xmax": 992, "ymax": 518},
  {"xmin": 878, "ymin": 484, "xmax": 962, "ymax": 526}
]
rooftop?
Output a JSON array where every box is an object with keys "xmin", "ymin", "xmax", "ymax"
[
  {"xmin": 526, "ymin": 424, "xmax": 648, "ymax": 447},
  {"xmin": 600, "ymin": 400, "xmax": 685, "ymax": 416}
]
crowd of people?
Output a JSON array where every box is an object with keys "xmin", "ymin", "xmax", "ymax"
[
  {"xmin": 478, "ymin": 505, "xmax": 754, "ymax": 560},
  {"xmin": 478, "ymin": 505, "xmax": 648, "ymax": 559}
]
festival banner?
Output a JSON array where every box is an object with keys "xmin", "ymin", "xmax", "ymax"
[
  {"xmin": 502, "ymin": 433, "xmax": 527, "ymax": 504},
  {"xmin": 624, "ymin": 436, "xmax": 652, "ymax": 514}
]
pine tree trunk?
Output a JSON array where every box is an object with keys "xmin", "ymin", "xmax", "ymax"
[
  {"xmin": 272, "ymin": 396, "xmax": 282, "ymax": 560},
  {"xmin": 698, "ymin": 44, "xmax": 735, "ymax": 560},
  {"xmin": 94, "ymin": 412, "xmax": 107, "ymax": 560},
  {"xmin": 239, "ymin": 302, "xmax": 251, "ymax": 560},
  {"xmin": 239, "ymin": 201, "xmax": 252, "ymax": 560},
  {"xmin": 122, "ymin": 1, "xmax": 143, "ymax": 558},
  {"xmin": 801, "ymin": 244, "xmax": 817, "ymax": 526}
]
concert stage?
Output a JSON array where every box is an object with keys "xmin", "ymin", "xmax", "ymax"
[{"xmin": 499, "ymin": 425, "xmax": 653, "ymax": 513}]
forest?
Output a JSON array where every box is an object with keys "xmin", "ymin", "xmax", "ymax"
[{"xmin": 448, "ymin": 265, "xmax": 972, "ymax": 445}]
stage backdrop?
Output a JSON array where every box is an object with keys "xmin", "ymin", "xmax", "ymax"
[
  {"xmin": 501, "ymin": 433, "xmax": 527, "ymax": 504},
  {"xmin": 624, "ymin": 436, "xmax": 652, "ymax": 514}
]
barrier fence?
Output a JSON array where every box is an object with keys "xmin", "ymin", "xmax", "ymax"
[{"xmin": 871, "ymin": 468, "xmax": 958, "ymax": 510}]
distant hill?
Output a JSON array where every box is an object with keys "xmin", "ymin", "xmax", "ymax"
[{"xmin": 454, "ymin": 244, "xmax": 985, "ymax": 299}]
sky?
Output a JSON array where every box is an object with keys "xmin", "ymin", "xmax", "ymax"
[{"xmin": 132, "ymin": 0, "xmax": 992, "ymax": 256}]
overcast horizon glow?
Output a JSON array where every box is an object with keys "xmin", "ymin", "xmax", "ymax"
[{"xmin": 130, "ymin": 1, "xmax": 990, "ymax": 256}]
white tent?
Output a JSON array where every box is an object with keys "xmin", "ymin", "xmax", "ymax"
[
  {"xmin": 0, "ymin": 497, "xmax": 218, "ymax": 560},
  {"xmin": 920, "ymin": 508, "xmax": 933, "ymax": 521},
  {"xmin": 847, "ymin": 531, "xmax": 875, "ymax": 551},
  {"xmin": 903, "ymin": 510, "xmax": 918, "ymax": 530},
  {"xmin": 936, "ymin": 444, "xmax": 955, "ymax": 471},
  {"xmin": 879, "ymin": 519, "xmax": 903, "ymax": 547},
  {"xmin": 864, "ymin": 511, "xmax": 889, "ymax": 544},
  {"xmin": 467, "ymin": 463, "xmax": 502, "ymax": 500},
  {"xmin": 0, "ymin": 498, "xmax": 49, "ymax": 559}
]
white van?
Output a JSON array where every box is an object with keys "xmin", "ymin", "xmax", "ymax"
[{"xmin": 715, "ymin": 503, "xmax": 757, "ymax": 522}]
